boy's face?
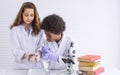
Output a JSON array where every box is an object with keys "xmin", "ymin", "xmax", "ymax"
[{"xmin": 45, "ymin": 31, "xmax": 61, "ymax": 42}]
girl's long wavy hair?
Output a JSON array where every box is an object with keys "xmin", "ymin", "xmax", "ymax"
[{"xmin": 10, "ymin": 2, "xmax": 41, "ymax": 35}]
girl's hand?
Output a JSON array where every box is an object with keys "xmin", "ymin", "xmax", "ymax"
[{"xmin": 28, "ymin": 54, "xmax": 37, "ymax": 63}]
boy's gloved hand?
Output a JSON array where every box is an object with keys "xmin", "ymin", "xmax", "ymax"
[
  {"xmin": 42, "ymin": 47, "xmax": 51, "ymax": 55},
  {"xmin": 42, "ymin": 47, "xmax": 59, "ymax": 61}
]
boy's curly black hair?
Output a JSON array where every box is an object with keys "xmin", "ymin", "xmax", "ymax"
[{"xmin": 41, "ymin": 14, "xmax": 66, "ymax": 34}]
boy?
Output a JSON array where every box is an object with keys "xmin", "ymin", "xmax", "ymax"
[{"xmin": 41, "ymin": 14, "xmax": 74, "ymax": 70}]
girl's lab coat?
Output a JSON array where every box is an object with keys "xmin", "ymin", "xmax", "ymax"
[
  {"xmin": 11, "ymin": 24, "xmax": 44, "ymax": 69},
  {"xmin": 44, "ymin": 33, "xmax": 72, "ymax": 70}
]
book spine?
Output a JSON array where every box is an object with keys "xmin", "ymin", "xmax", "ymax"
[
  {"xmin": 79, "ymin": 64, "xmax": 100, "ymax": 71},
  {"xmin": 79, "ymin": 61, "xmax": 100, "ymax": 67}
]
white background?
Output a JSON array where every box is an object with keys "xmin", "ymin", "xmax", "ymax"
[{"xmin": 0, "ymin": 0, "xmax": 120, "ymax": 69}]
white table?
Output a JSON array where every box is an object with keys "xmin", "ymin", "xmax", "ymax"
[
  {"xmin": 27, "ymin": 68, "xmax": 120, "ymax": 75},
  {"xmin": 28, "ymin": 69, "xmax": 76, "ymax": 75},
  {"xmin": 0, "ymin": 69, "xmax": 28, "ymax": 75},
  {"xmin": 0, "ymin": 68, "xmax": 120, "ymax": 75},
  {"xmin": 101, "ymin": 68, "xmax": 120, "ymax": 75}
]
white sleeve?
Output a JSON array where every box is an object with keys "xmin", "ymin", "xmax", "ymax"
[
  {"xmin": 35, "ymin": 30, "xmax": 46, "ymax": 61},
  {"xmin": 58, "ymin": 36, "xmax": 73, "ymax": 65},
  {"xmin": 48, "ymin": 36, "xmax": 72, "ymax": 70},
  {"xmin": 11, "ymin": 28, "xmax": 25, "ymax": 62},
  {"xmin": 36, "ymin": 30, "xmax": 46, "ymax": 51}
]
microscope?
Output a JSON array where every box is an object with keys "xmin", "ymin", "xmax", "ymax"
[{"xmin": 62, "ymin": 42, "xmax": 75, "ymax": 74}]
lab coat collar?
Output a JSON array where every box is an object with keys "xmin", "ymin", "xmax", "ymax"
[
  {"xmin": 57, "ymin": 33, "xmax": 63, "ymax": 46},
  {"xmin": 21, "ymin": 23, "xmax": 33, "ymax": 36},
  {"xmin": 53, "ymin": 33, "xmax": 63, "ymax": 48},
  {"xmin": 22, "ymin": 23, "xmax": 32, "ymax": 31},
  {"xmin": 52, "ymin": 34, "xmax": 65, "ymax": 55}
]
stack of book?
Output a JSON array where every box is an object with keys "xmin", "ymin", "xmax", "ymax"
[{"xmin": 78, "ymin": 55, "xmax": 104, "ymax": 75}]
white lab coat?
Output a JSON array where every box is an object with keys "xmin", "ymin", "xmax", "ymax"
[
  {"xmin": 43, "ymin": 31, "xmax": 72, "ymax": 70},
  {"xmin": 11, "ymin": 24, "xmax": 45, "ymax": 69}
]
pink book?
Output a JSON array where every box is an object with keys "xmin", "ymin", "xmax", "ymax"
[
  {"xmin": 78, "ymin": 55, "xmax": 101, "ymax": 62},
  {"xmin": 82, "ymin": 67, "xmax": 104, "ymax": 75},
  {"xmin": 94, "ymin": 67, "xmax": 104, "ymax": 75}
]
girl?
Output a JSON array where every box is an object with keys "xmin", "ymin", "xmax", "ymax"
[{"xmin": 10, "ymin": 2, "xmax": 44, "ymax": 69}]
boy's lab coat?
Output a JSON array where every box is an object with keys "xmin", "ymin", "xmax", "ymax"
[
  {"xmin": 11, "ymin": 24, "xmax": 44, "ymax": 69},
  {"xmin": 43, "ymin": 32, "xmax": 72, "ymax": 70}
]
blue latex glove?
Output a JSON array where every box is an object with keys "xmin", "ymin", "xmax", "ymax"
[
  {"xmin": 42, "ymin": 47, "xmax": 50, "ymax": 60},
  {"xmin": 42, "ymin": 47, "xmax": 58, "ymax": 61},
  {"xmin": 42, "ymin": 47, "xmax": 50, "ymax": 55}
]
